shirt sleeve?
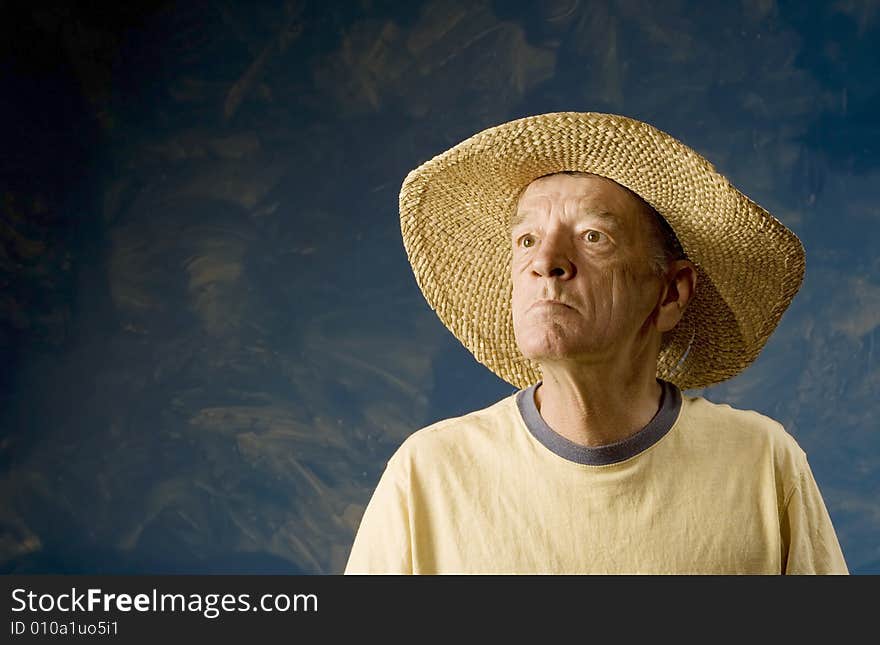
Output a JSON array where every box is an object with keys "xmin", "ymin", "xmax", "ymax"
[
  {"xmin": 780, "ymin": 454, "xmax": 849, "ymax": 575},
  {"xmin": 344, "ymin": 450, "xmax": 413, "ymax": 574}
]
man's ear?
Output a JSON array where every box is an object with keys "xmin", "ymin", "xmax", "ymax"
[{"xmin": 655, "ymin": 260, "xmax": 697, "ymax": 333}]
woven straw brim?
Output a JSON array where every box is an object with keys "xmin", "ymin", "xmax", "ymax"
[{"xmin": 399, "ymin": 112, "xmax": 805, "ymax": 391}]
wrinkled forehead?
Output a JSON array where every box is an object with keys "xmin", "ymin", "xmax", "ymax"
[{"xmin": 513, "ymin": 171, "xmax": 655, "ymax": 230}]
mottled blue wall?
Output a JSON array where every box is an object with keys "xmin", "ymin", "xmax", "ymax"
[{"xmin": 1, "ymin": 0, "xmax": 877, "ymax": 574}]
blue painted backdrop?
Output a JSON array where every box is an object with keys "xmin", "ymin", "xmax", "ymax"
[{"xmin": 1, "ymin": 0, "xmax": 877, "ymax": 573}]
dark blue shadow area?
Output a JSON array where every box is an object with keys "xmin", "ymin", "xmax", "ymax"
[{"xmin": 1, "ymin": 0, "xmax": 877, "ymax": 574}]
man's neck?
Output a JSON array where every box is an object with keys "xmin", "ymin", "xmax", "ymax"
[{"xmin": 534, "ymin": 358, "xmax": 663, "ymax": 448}]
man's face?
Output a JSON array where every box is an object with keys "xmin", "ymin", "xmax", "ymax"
[{"xmin": 510, "ymin": 173, "xmax": 667, "ymax": 364}]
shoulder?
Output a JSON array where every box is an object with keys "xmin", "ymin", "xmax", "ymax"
[
  {"xmin": 677, "ymin": 393, "xmax": 807, "ymax": 473},
  {"xmin": 389, "ymin": 391, "xmax": 522, "ymax": 470},
  {"xmin": 681, "ymin": 393, "xmax": 792, "ymax": 436}
]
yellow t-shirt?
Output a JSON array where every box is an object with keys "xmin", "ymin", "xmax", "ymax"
[{"xmin": 345, "ymin": 383, "xmax": 848, "ymax": 574}]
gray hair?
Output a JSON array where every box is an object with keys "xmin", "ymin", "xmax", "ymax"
[{"xmin": 646, "ymin": 203, "xmax": 685, "ymax": 276}]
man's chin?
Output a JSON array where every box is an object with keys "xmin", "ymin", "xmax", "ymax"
[
  {"xmin": 513, "ymin": 323, "xmax": 602, "ymax": 362},
  {"xmin": 518, "ymin": 343, "xmax": 593, "ymax": 363}
]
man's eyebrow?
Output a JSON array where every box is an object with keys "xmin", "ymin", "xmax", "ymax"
[
  {"xmin": 509, "ymin": 208, "xmax": 621, "ymax": 230},
  {"xmin": 581, "ymin": 210, "xmax": 622, "ymax": 228}
]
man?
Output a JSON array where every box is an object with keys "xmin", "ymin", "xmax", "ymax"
[{"xmin": 345, "ymin": 112, "xmax": 848, "ymax": 574}]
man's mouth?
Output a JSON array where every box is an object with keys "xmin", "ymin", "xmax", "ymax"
[{"xmin": 529, "ymin": 299, "xmax": 574, "ymax": 311}]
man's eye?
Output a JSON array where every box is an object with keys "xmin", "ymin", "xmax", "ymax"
[
  {"xmin": 584, "ymin": 230, "xmax": 603, "ymax": 243},
  {"xmin": 520, "ymin": 235, "xmax": 536, "ymax": 248}
]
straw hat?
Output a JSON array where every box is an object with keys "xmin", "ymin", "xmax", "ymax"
[{"xmin": 399, "ymin": 112, "xmax": 805, "ymax": 391}]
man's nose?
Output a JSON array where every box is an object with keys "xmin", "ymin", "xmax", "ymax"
[{"xmin": 531, "ymin": 233, "xmax": 576, "ymax": 279}]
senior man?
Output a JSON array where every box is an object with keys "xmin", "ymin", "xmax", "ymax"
[{"xmin": 345, "ymin": 112, "xmax": 847, "ymax": 574}]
